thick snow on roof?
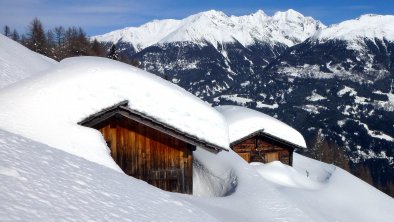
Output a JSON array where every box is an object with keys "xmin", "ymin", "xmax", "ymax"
[
  {"xmin": 0, "ymin": 57, "xmax": 229, "ymax": 170},
  {"xmin": 215, "ymin": 105, "xmax": 306, "ymax": 148},
  {"xmin": 0, "ymin": 34, "xmax": 56, "ymax": 89}
]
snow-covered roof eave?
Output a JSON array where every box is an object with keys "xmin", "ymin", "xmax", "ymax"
[
  {"xmin": 215, "ymin": 105, "xmax": 307, "ymax": 149},
  {"xmin": 78, "ymin": 100, "xmax": 229, "ymax": 153},
  {"xmin": 230, "ymin": 129, "xmax": 307, "ymax": 149}
]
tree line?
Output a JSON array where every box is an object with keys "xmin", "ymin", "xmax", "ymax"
[{"xmin": 3, "ymin": 18, "xmax": 138, "ymax": 66}]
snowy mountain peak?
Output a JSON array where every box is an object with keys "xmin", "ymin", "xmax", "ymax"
[
  {"xmin": 193, "ymin": 9, "xmax": 228, "ymax": 19},
  {"xmin": 249, "ymin": 9, "xmax": 268, "ymax": 17},
  {"xmin": 94, "ymin": 9, "xmax": 325, "ymax": 51},
  {"xmin": 273, "ymin": 9, "xmax": 305, "ymax": 20},
  {"xmin": 312, "ymin": 14, "xmax": 394, "ymax": 44}
]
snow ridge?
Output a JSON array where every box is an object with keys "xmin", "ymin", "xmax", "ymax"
[
  {"xmin": 94, "ymin": 9, "xmax": 325, "ymax": 51},
  {"xmin": 312, "ymin": 14, "xmax": 394, "ymax": 43},
  {"xmin": 0, "ymin": 34, "xmax": 57, "ymax": 88}
]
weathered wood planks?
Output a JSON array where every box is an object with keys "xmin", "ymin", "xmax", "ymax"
[
  {"xmin": 93, "ymin": 116, "xmax": 193, "ymax": 194},
  {"xmin": 232, "ymin": 135, "xmax": 294, "ymax": 166}
]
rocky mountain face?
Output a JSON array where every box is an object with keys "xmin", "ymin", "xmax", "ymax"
[
  {"xmin": 94, "ymin": 11, "xmax": 394, "ymax": 196},
  {"xmin": 94, "ymin": 9, "xmax": 324, "ymax": 97}
]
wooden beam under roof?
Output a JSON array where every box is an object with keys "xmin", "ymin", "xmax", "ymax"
[{"xmin": 79, "ymin": 100, "xmax": 228, "ymax": 153}]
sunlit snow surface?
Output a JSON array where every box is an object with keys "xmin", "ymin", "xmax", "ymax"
[
  {"xmin": 0, "ymin": 34, "xmax": 56, "ymax": 88},
  {"xmin": 0, "ymin": 57, "xmax": 229, "ymax": 170},
  {"xmin": 0, "ymin": 129, "xmax": 219, "ymax": 222},
  {"xmin": 1, "ymin": 129, "xmax": 393, "ymax": 221},
  {"xmin": 94, "ymin": 9, "xmax": 325, "ymax": 50},
  {"xmin": 215, "ymin": 105, "xmax": 307, "ymax": 148},
  {"xmin": 313, "ymin": 14, "xmax": 394, "ymax": 43}
]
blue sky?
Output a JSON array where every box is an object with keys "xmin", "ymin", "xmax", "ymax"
[{"xmin": 1, "ymin": 0, "xmax": 393, "ymax": 36}]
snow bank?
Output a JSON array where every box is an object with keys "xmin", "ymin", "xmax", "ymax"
[
  {"xmin": 0, "ymin": 34, "xmax": 56, "ymax": 88},
  {"xmin": 0, "ymin": 57, "xmax": 229, "ymax": 170},
  {"xmin": 252, "ymin": 161, "xmax": 322, "ymax": 189},
  {"xmin": 215, "ymin": 105, "xmax": 306, "ymax": 148},
  {"xmin": 0, "ymin": 129, "xmax": 219, "ymax": 222},
  {"xmin": 252, "ymin": 154, "xmax": 394, "ymax": 222},
  {"xmin": 1, "ymin": 127, "xmax": 392, "ymax": 221},
  {"xmin": 185, "ymin": 147, "xmax": 316, "ymax": 221}
]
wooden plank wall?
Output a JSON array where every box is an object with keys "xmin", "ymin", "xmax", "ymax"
[
  {"xmin": 94, "ymin": 116, "xmax": 193, "ymax": 194},
  {"xmin": 232, "ymin": 136, "xmax": 293, "ymax": 165}
]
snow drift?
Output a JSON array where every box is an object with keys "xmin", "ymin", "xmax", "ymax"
[
  {"xmin": 0, "ymin": 57, "xmax": 229, "ymax": 170},
  {"xmin": 0, "ymin": 34, "xmax": 56, "ymax": 88},
  {"xmin": 1, "ymin": 128, "xmax": 393, "ymax": 221}
]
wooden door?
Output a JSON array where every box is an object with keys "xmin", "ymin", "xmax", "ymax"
[
  {"xmin": 265, "ymin": 152, "xmax": 279, "ymax": 163},
  {"xmin": 237, "ymin": 152, "xmax": 251, "ymax": 162}
]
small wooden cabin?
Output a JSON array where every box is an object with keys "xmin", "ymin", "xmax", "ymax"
[
  {"xmin": 231, "ymin": 130, "xmax": 301, "ymax": 166},
  {"xmin": 79, "ymin": 101, "xmax": 225, "ymax": 194}
]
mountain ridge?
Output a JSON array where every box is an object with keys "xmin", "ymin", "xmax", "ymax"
[{"xmin": 93, "ymin": 9, "xmax": 325, "ymax": 51}]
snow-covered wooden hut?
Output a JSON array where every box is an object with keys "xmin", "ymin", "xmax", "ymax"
[
  {"xmin": 0, "ymin": 57, "xmax": 229, "ymax": 194},
  {"xmin": 216, "ymin": 105, "xmax": 306, "ymax": 166},
  {"xmin": 79, "ymin": 100, "xmax": 227, "ymax": 194}
]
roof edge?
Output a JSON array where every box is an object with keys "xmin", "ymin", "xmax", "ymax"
[
  {"xmin": 78, "ymin": 100, "xmax": 229, "ymax": 153},
  {"xmin": 230, "ymin": 129, "xmax": 306, "ymax": 150}
]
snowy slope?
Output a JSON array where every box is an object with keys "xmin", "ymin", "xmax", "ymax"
[
  {"xmin": 0, "ymin": 129, "xmax": 219, "ymax": 222},
  {"xmin": 1, "ymin": 128, "xmax": 393, "ymax": 221},
  {"xmin": 94, "ymin": 9, "xmax": 325, "ymax": 50},
  {"xmin": 0, "ymin": 34, "xmax": 56, "ymax": 88},
  {"xmin": 215, "ymin": 105, "xmax": 307, "ymax": 148},
  {"xmin": 0, "ymin": 57, "xmax": 229, "ymax": 170},
  {"xmin": 311, "ymin": 14, "xmax": 394, "ymax": 51},
  {"xmin": 253, "ymin": 154, "xmax": 394, "ymax": 221},
  {"xmin": 94, "ymin": 19, "xmax": 182, "ymax": 51},
  {"xmin": 312, "ymin": 14, "xmax": 394, "ymax": 43}
]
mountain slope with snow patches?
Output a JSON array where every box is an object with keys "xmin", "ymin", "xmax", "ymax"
[{"xmin": 0, "ymin": 34, "xmax": 57, "ymax": 89}]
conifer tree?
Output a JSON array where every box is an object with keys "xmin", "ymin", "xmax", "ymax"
[
  {"xmin": 107, "ymin": 44, "xmax": 119, "ymax": 60},
  {"xmin": 11, "ymin": 29, "xmax": 20, "ymax": 41},
  {"xmin": 308, "ymin": 131, "xmax": 350, "ymax": 171},
  {"xmin": 54, "ymin": 26, "xmax": 65, "ymax": 47},
  {"xmin": 46, "ymin": 30, "xmax": 56, "ymax": 58},
  {"xmin": 91, "ymin": 39, "xmax": 105, "ymax": 56},
  {"xmin": 26, "ymin": 18, "xmax": 48, "ymax": 55},
  {"xmin": 3, "ymin": 25, "xmax": 11, "ymax": 37}
]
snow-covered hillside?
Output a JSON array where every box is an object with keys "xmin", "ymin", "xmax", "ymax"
[
  {"xmin": 94, "ymin": 9, "xmax": 325, "ymax": 50},
  {"xmin": 0, "ymin": 55, "xmax": 392, "ymax": 221},
  {"xmin": 312, "ymin": 14, "xmax": 394, "ymax": 44},
  {"xmin": 1, "ymin": 127, "xmax": 393, "ymax": 221},
  {"xmin": 0, "ymin": 34, "xmax": 56, "ymax": 88}
]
